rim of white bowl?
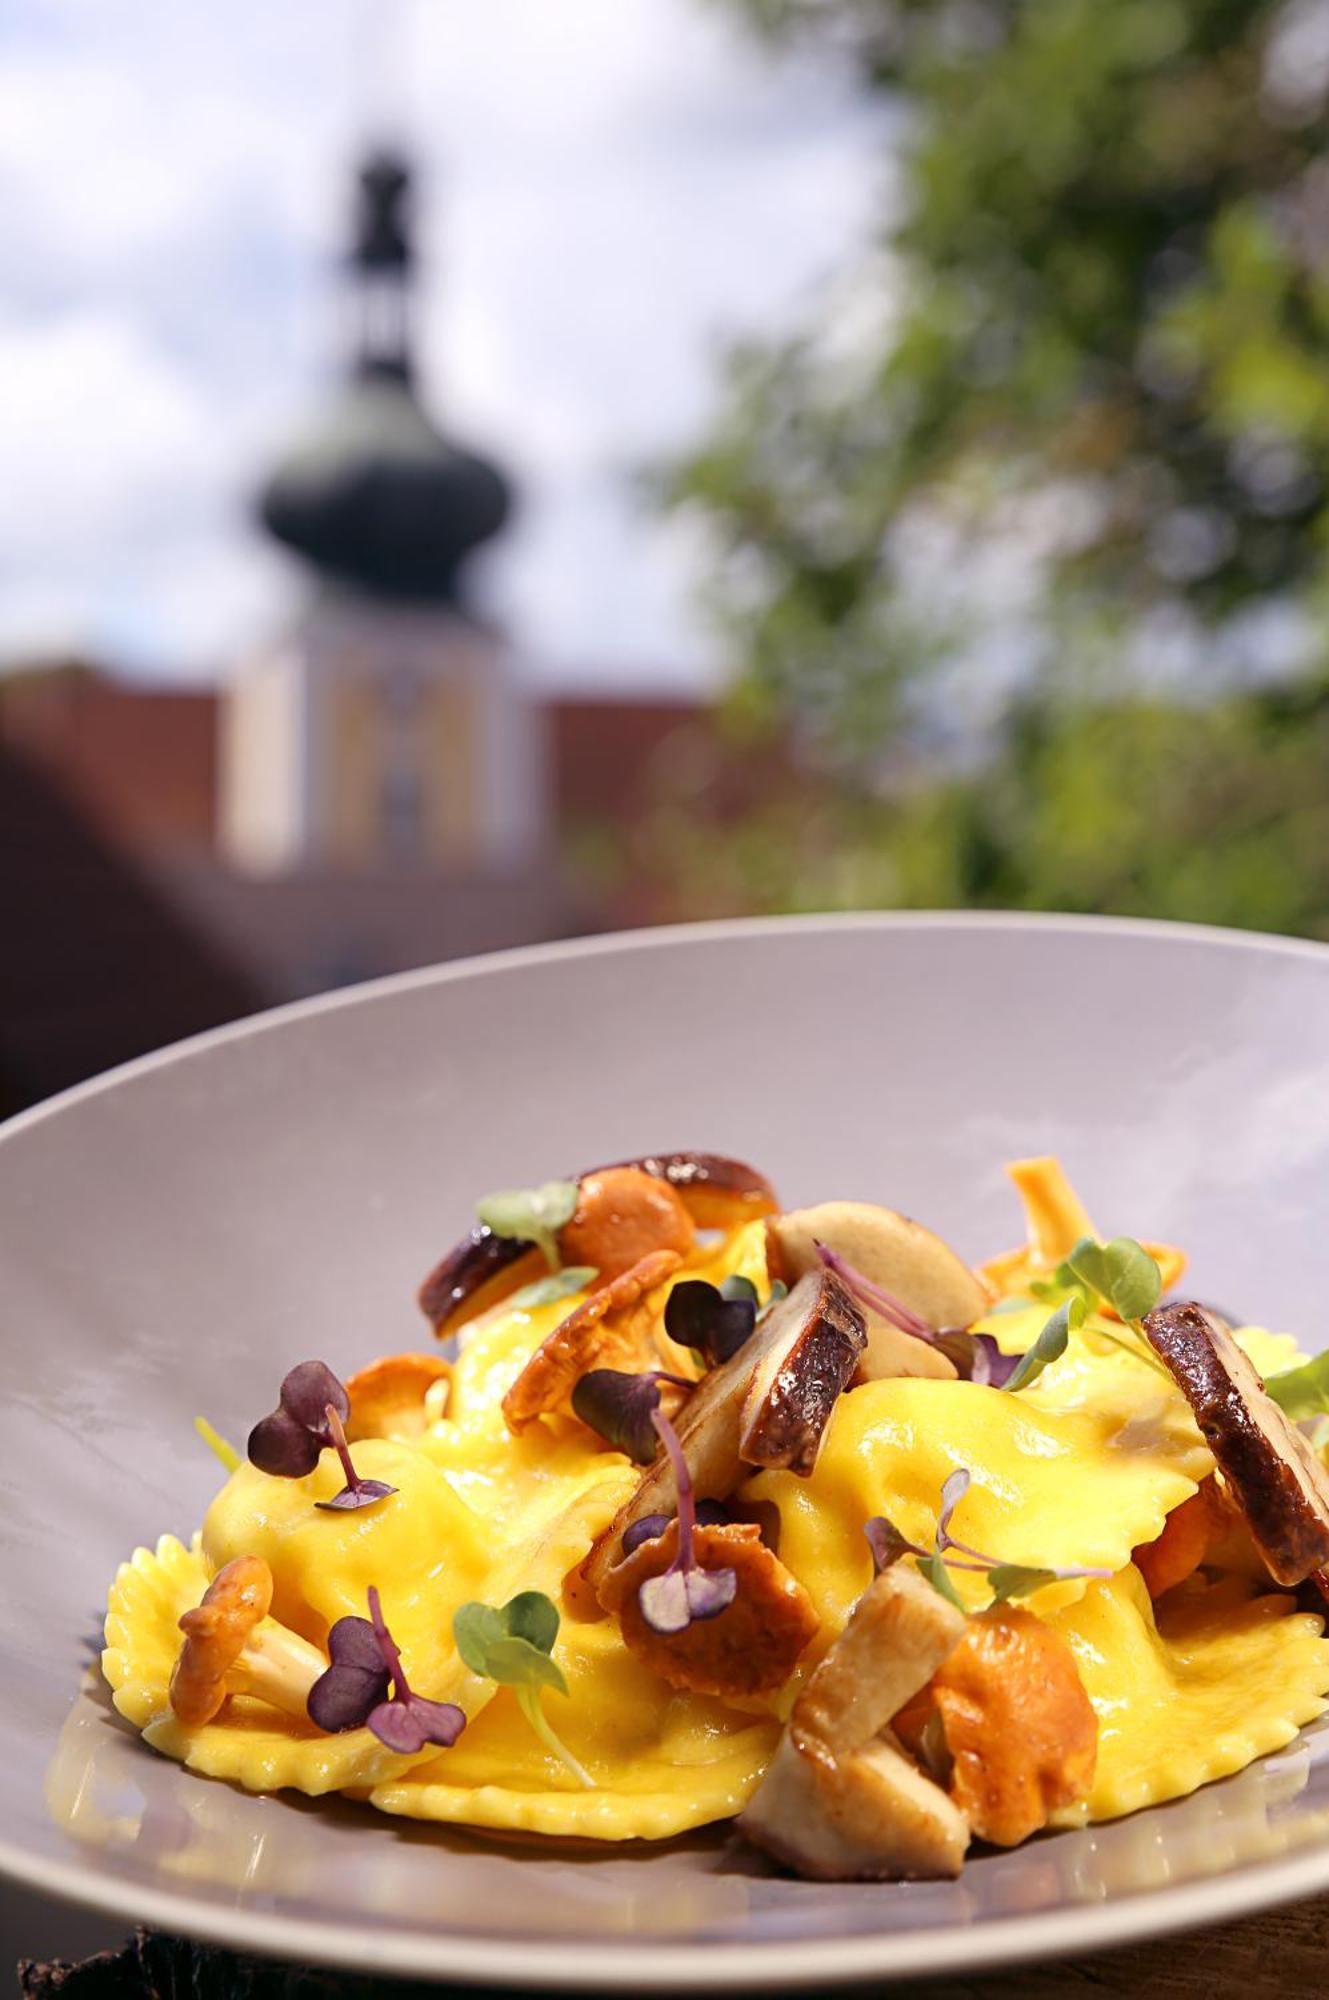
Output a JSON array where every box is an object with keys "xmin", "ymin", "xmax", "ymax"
[
  {"xmin": 6, "ymin": 910, "xmax": 1329, "ymax": 1984},
  {"xmin": 5, "ymin": 1830, "xmax": 1329, "ymax": 1988},
  {"xmin": 5, "ymin": 910, "xmax": 1328, "ymax": 1153}
]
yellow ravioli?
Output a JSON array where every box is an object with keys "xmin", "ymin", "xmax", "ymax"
[
  {"xmin": 202, "ymin": 1440, "xmax": 492, "ymax": 1661},
  {"xmin": 102, "ymin": 1202, "xmax": 1329, "ymax": 1853},
  {"xmin": 746, "ymin": 1374, "xmax": 1203, "ymax": 1631},
  {"xmin": 1048, "ymin": 1568, "xmax": 1329, "ymax": 1823},
  {"xmin": 981, "ymin": 1307, "xmax": 1303, "ymax": 1434},
  {"xmin": 371, "ymin": 1616, "xmax": 778, "ymax": 1840},
  {"xmin": 103, "ymin": 1534, "xmax": 416, "ymax": 1793}
]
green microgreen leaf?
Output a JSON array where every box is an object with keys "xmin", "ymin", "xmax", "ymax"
[
  {"xmin": 478, "ymin": 1637, "xmax": 567, "ymax": 1693},
  {"xmin": 475, "ymin": 1180, "xmax": 580, "ymax": 1271},
  {"xmin": 720, "ymin": 1274, "xmax": 760, "ymax": 1306},
  {"xmin": 504, "ymin": 1588, "xmax": 561, "ymax": 1654},
  {"xmin": 1066, "ymin": 1235, "xmax": 1162, "ymax": 1323},
  {"xmin": 1003, "ymin": 1295, "xmax": 1084, "ymax": 1392},
  {"xmin": 507, "ymin": 1266, "xmax": 597, "ymax": 1311},
  {"xmin": 452, "ymin": 1592, "xmax": 590, "ymax": 1789},
  {"xmin": 1265, "ymin": 1351, "xmax": 1329, "ymax": 1420},
  {"xmin": 985, "ymin": 1563, "xmax": 1062, "ymax": 1604},
  {"xmin": 194, "ymin": 1415, "xmax": 241, "ymax": 1473}
]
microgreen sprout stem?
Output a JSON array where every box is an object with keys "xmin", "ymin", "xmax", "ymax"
[
  {"xmin": 452, "ymin": 1591, "xmax": 592, "ymax": 1789},
  {"xmin": 636, "ymin": 1409, "xmax": 737, "ymax": 1636},
  {"xmin": 867, "ymin": 1465, "xmax": 1111, "ymax": 1611},
  {"xmin": 814, "ymin": 1242, "xmax": 932, "ymax": 1341},
  {"xmin": 194, "ymin": 1416, "xmax": 240, "ymax": 1473}
]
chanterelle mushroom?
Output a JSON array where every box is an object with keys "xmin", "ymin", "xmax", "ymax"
[
  {"xmin": 503, "ymin": 1249, "xmax": 686, "ymax": 1433},
  {"xmin": 169, "ymin": 1557, "xmax": 327, "ymax": 1728},
  {"xmin": 899, "ymin": 1607, "xmax": 1098, "ymax": 1846},
  {"xmin": 599, "ymin": 1519, "xmax": 819, "ymax": 1698},
  {"xmin": 557, "ymin": 1167, "xmax": 695, "ymax": 1281},
  {"xmin": 581, "ymin": 1268, "xmax": 865, "ymax": 1595},
  {"xmin": 1144, "ymin": 1301, "xmax": 1329, "ymax": 1586},
  {"xmin": 739, "ymin": 1565, "xmax": 969, "ymax": 1881},
  {"xmin": 419, "ymin": 1151, "xmax": 778, "ymax": 1338},
  {"xmin": 346, "ymin": 1354, "xmax": 452, "ymax": 1442},
  {"xmin": 766, "ymin": 1202, "xmax": 988, "ymax": 1383}
]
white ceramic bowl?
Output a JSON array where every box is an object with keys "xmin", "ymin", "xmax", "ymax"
[{"xmin": 4, "ymin": 913, "xmax": 1329, "ymax": 1988}]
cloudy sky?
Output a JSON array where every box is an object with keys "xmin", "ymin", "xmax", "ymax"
[{"xmin": 0, "ymin": 0, "xmax": 886, "ymax": 692}]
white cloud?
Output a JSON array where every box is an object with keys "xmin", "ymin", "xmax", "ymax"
[{"xmin": 0, "ymin": 0, "xmax": 885, "ymax": 689}]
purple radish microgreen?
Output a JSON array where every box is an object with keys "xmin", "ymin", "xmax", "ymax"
[
  {"xmin": 307, "ymin": 1588, "xmax": 467, "ymax": 1753},
  {"xmin": 247, "ymin": 1361, "xmax": 396, "ymax": 1511},
  {"xmin": 864, "ymin": 1513, "xmax": 926, "ymax": 1575},
  {"xmin": 571, "ymin": 1366, "xmax": 694, "ymax": 1465},
  {"xmin": 194, "ymin": 1416, "xmax": 240, "ymax": 1473},
  {"xmin": 507, "ymin": 1265, "xmax": 598, "ymax": 1312},
  {"xmin": 621, "ymin": 1498, "xmax": 730, "ymax": 1556},
  {"xmin": 475, "ymin": 1180, "xmax": 580, "ymax": 1271},
  {"xmin": 453, "ymin": 1591, "xmax": 592, "ymax": 1788},
  {"xmin": 865, "ymin": 1464, "xmax": 1111, "ymax": 1611},
  {"xmin": 663, "ymin": 1278, "xmax": 757, "ymax": 1364},
  {"xmin": 636, "ymin": 1408, "xmax": 737, "ymax": 1635},
  {"xmin": 314, "ymin": 1403, "xmax": 397, "ymax": 1512},
  {"xmin": 814, "ymin": 1243, "xmax": 933, "ymax": 1340},
  {"xmin": 932, "ymin": 1329, "xmax": 1023, "ymax": 1387},
  {"xmin": 306, "ymin": 1614, "xmax": 390, "ymax": 1733}
]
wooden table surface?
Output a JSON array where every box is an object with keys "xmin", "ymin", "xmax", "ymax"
[
  {"xmin": 905, "ymin": 1896, "xmax": 1324, "ymax": 1996},
  {"xmin": 8, "ymin": 1891, "xmax": 1328, "ymax": 1998}
]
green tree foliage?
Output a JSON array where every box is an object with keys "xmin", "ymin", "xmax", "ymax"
[{"xmin": 659, "ymin": 0, "xmax": 1329, "ymax": 933}]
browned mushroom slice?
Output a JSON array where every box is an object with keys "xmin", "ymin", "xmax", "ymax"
[
  {"xmin": 581, "ymin": 1269, "xmax": 865, "ymax": 1596},
  {"xmin": 1144, "ymin": 1301, "xmax": 1329, "ymax": 1587},
  {"xmin": 739, "ymin": 1565, "xmax": 969, "ymax": 1881},
  {"xmin": 739, "ymin": 1269, "xmax": 870, "ymax": 1474},
  {"xmin": 419, "ymin": 1152, "xmax": 773, "ymax": 1337},
  {"xmin": 766, "ymin": 1202, "xmax": 989, "ymax": 1384},
  {"xmin": 502, "ymin": 1249, "xmax": 685, "ymax": 1433},
  {"xmin": 589, "ymin": 1151, "xmax": 779, "ymax": 1229},
  {"xmin": 418, "ymin": 1228, "xmax": 546, "ymax": 1336}
]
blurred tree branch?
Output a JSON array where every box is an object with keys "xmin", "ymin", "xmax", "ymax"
[{"xmin": 650, "ymin": 0, "xmax": 1329, "ymax": 932}]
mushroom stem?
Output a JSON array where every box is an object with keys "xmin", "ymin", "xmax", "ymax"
[{"xmin": 235, "ymin": 1621, "xmax": 328, "ymax": 1719}]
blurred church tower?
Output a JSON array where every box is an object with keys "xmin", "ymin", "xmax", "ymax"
[{"xmin": 221, "ymin": 149, "xmax": 542, "ymax": 874}]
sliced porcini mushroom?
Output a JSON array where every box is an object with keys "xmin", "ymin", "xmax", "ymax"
[
  {"xmin": 739, "ymin": 1565, "xmax": 969, "ymax": 1881},
  {"xmin": 738, "ymin": 1268, "xmax": 870, "ymax": 1474},
  {"xmin": 418, "ymin": 1228, "xmax": 546, "ymax": 1337},
  {"xmin": 419, "ymin": 1152, "xmax": 775, "ymax": 1338},
  {"xmin": 169, "ymin": 1557, "xmax": 328, "ymax": 1728},
  {"xmin": 591, "ymin": 1151, "xmax": 779, "ymax": 1230},
  {"xmin": 557, "ymin": 1167, "xmax": 695, "ymax": 1281},
  {"xmin": 599, "ymin": 1520, "xmax": 818, "ymax": 1698},
  {"xmin": 913, "ymin": 1607, "xmax": 1097, "ymax": 1846},
  {"xmin": 766, "ymin": 1201, "xmax": 987, "ymax": 1384},
  {"xmin": 1144, "ymin": 1302, "xmax": 1329, "ymax": 1586},
  {"xmin": 345, "ymin": 1353, "xmax": 453, "ymax": 1443},
  {"xmin": 502, "ymin": 1248, "xmax": 686, "ymax": 1433},
  {"xmin": 580, "ymin": 1268, "xmax": 865, "ymax": 1595}
]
